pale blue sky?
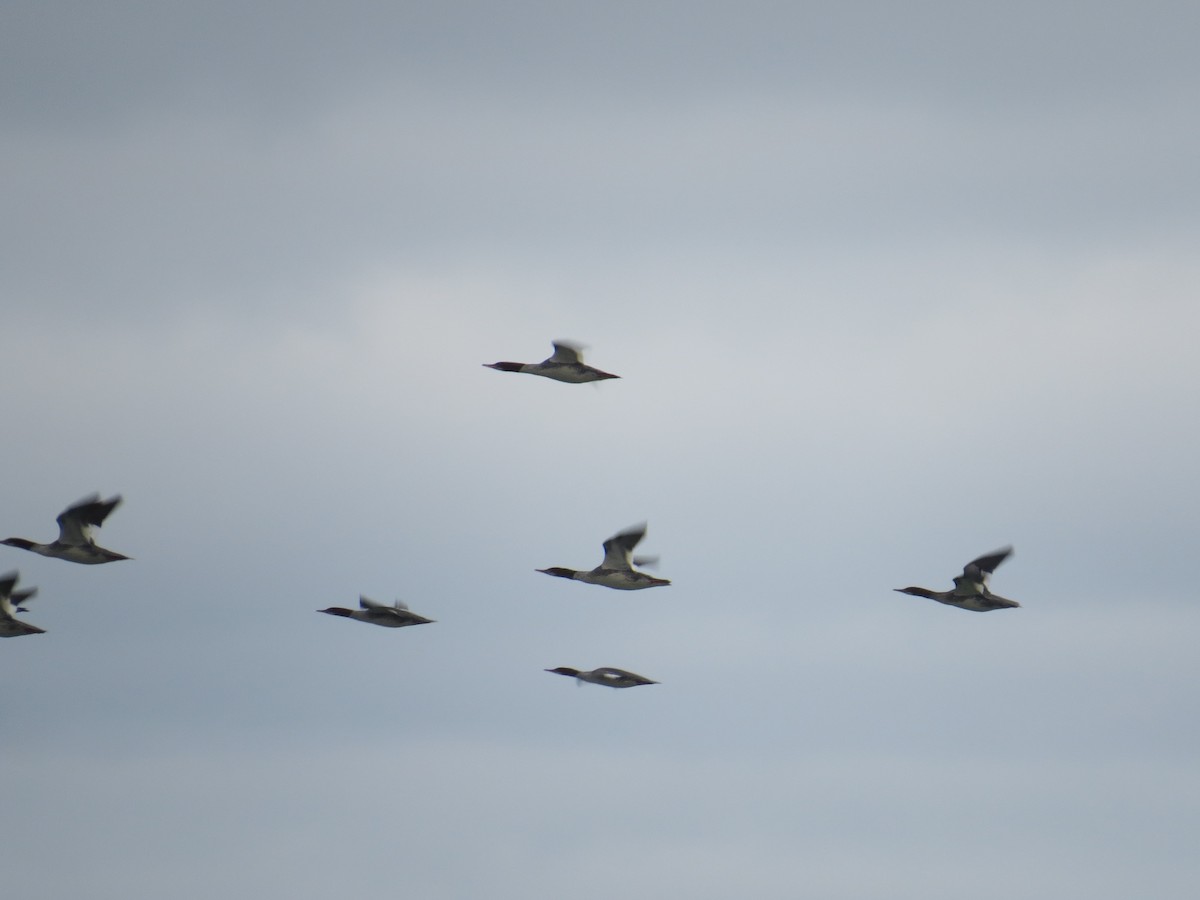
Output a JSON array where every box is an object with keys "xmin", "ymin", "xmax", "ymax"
[{"xmin": 3, "ymin": 3, "xmax": 1199, "ymax": 898}]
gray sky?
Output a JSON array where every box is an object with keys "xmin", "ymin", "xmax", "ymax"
[{"xmin": 3, "ymin": 3, "xmax": 1199, "ymax": 898}]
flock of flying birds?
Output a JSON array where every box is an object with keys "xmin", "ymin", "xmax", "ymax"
[{"xmin": 1, "ymin": 340, "xmax": 1021, "ymax": 688}]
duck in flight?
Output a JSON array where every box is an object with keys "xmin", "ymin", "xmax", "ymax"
[
  {"xmin": 0, "ymin": 571, "xmax": 45, "ymax": 637},
  {"xmin": 545, "ymin": 666, "xmax": 658, "ymax": 688},
  {"xmin": 483, "ymin": 340, "xmax": 620, "ymax": 383},
  {"xmin": 538, "ymin": 523, "xmax": 670, "ymax": 590},
  {"xmin": 894, "ymin": 547, "xmax": 1020, "ymax": 612},
  {"xmin": 2, "ymin": 494, "xmax": 130, "ymax": 564},
  {"xmin": 318, "ymin": 595, "xmax": 435, "ymax": 628}
]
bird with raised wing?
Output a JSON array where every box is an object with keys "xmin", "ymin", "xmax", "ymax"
[
  {"xmin": 894, "ymin": 547, "xmax": 1020, "ymax": 612},
  {"xmin": 0, "ymin": 571, "xmax": 45, "ymax": 637},
  {"xmin": 318, "ymin": 595, "xmax": 435, "ymax": 628},
  {"xmin": 2, "ymin": 494, "xmax": 130, "ymax": 564},
  {"xmin": 483, "ymin": 340, "xmax": 620, "ymax": 383},
  {"xmin": 537, "ymin": 523, "xmax": 670, "ymax": 590},
  {"xmin": 545, "ymin": 666, "xmax": 658, "ymax": 688}
]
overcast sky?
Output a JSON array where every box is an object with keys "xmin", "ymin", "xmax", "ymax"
[{"xmin": 3, "ymin": 3, "xmax": 1199, "ymax": 898}]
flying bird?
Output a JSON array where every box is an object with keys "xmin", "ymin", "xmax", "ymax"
[
  {"xmin": 537, "ymin": 522, "xmax": 670, "ymax": 590},
  {"xmin": 483, "ymin": 340, "xmax": 620, "ymax": 383},
  {"xmin": 894, "ymin": 547, "xmax": 1020, "ymax": 612},
  {"xmin": 545, "ymin": 666, "xmax": 658, "ymax": 688},
  {"xmin": 0, "ymin": 571, "xmax": 45, "ymax": 637},
  {"xmin": 2, "ymin": 494, "xmax": 130, "ymax": 564},
  {"xmin": 318, "ymin": 595, "xmax": 435, "ymax": 628}
]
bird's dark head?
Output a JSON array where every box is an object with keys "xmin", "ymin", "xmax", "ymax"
[
  {"xmin": 318, "ymin": 607, "xmax": 354, "ymax": 618},
  {"xmin": 1, "ymin": 538, "xmax": 35, "ymax": 551},
  {"xmin": 483, "ymin": 361, "xmax": 524, "ymax": 372},
  {"xmin": 894, "ymin": 586, "xmax": 936, "ymax": 599},
  {"xmin": 536, "ymin": 567, "xmax": 577, "ymax": 579},
  {"xmin": 545, "ymin": 667, "xmax": 581, "ymax": 677}
]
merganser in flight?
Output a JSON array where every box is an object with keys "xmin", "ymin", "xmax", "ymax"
[
  {"xmin": 0, "ymin": 571, "xmax": 45, "ymax": 637},
  {"xmin": 318, "ymin": 595, "xmax": 435, "ymax": 628},
  {"xmin": 483, "ymin": 340, "xmax": 620, "ymax": 383},
  {"xmin": 538, "ymin": 523, "xmax": 670, "ymax": 590},
  {"xmin": 545, "ymin": 666, "xmax": 658, "ymax": 688},
  {"xmin": 2, "ymin": 494, "xmax": 130, "ymax": 564},
  {"xmin": 894, "ymin": 547, "xmax": 1020, "ymax": 612}
]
